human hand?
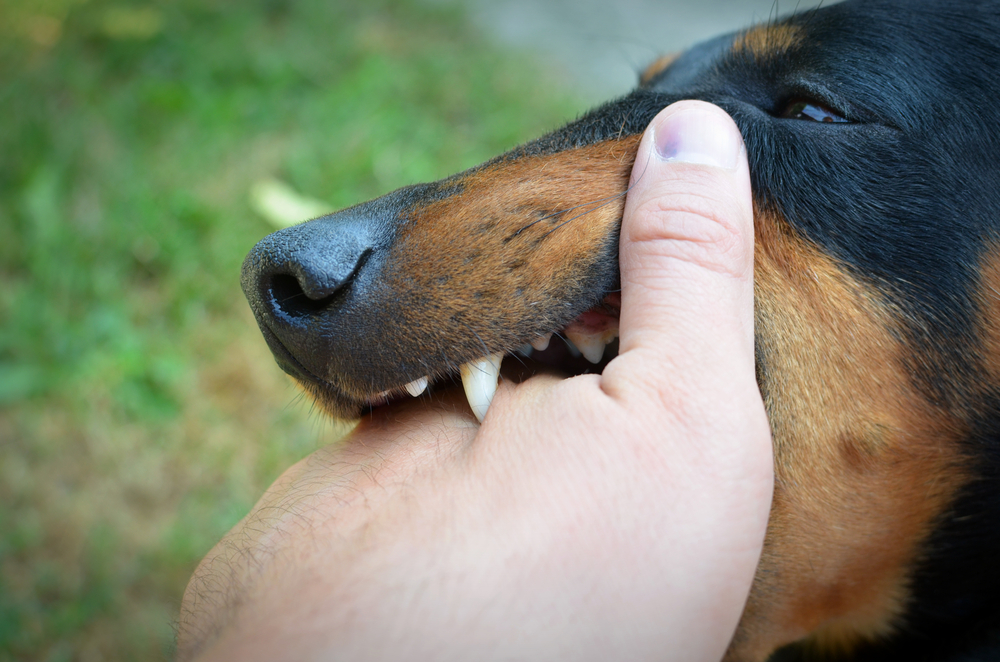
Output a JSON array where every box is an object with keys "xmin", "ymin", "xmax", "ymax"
[{"xmin": 177, "ymin": 100, "xmax": 773, "ymax": 662}]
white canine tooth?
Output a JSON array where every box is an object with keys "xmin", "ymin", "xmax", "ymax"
[
  {"xmin": 404, "ymin": 376, "xmax": 429, "ymax": 397},
  {"xmin": 530, "ymin": 333, "xmax": 552, "ymax": 352},
  {"xmin": 565, "ymin": 330, "xmax": 607, "ymax": 364},
  {"xmin": 459, "ymin": 353, "xmax": 503, "ymax": 422}
]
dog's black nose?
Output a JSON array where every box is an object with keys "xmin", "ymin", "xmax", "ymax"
[
  {"xmin": 243, "ymin": 211, "xmax": 372, "ymax": 320},
  {"xmin": 240, "ymin": 206, "xmax": 393, "ymax": 380}
]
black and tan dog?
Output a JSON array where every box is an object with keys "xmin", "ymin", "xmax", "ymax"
[{"xmin": 240, "ymin": 1, "xmax": 1000, "ymax": 659}]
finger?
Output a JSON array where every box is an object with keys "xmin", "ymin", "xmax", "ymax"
[{"xmin": 607, "ymin": 100, "xmax": 756, "ymax": 402}]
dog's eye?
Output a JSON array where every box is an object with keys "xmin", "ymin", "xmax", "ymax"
[{"xmin": 781, "ymin": 100, "xmax": 849, "ymax": 123}]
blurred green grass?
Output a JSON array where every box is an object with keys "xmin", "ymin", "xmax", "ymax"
[{"xmin": 0, "ymin": 0, "xmax": 579, "ymax": 659}]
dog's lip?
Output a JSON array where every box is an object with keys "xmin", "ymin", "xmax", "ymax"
[
  {"xmin": 257, "ymin": 323, "xmax": 310, "ymax": 381},
  {"xmin": 261, "ymin": 293, "xmax": 623, "ymax": 419},
  {"xmin": 369, "ymin": 293, "xmax": 623, "ymax": 420},
  {"xmin": 257, "ymin": 322, "xmax": 363, "ymax": 405}
]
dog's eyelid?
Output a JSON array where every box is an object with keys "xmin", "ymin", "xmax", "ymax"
[
  {"xmin": 780, "ymin": 98, "xmax": 851, "ymax": 123},
  {"xmin": 776, "ymin": 78, "xmax": 856, "ymax": 123}
]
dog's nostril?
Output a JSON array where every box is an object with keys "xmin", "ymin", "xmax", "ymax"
[
  {"xmin": 267, "ymin": 273, "xmax": 338, "ymax": 318},
  {"xmin": 259, "ymin": 247, "xmax": 373, "ymax": 321}
]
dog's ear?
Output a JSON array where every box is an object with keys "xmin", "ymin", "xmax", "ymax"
[{"xmin": 638, "ymin": 53, "xmax": 679, "ymax": 87}]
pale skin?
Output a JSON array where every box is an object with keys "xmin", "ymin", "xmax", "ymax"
[{"xmin": 177, "ymin": 101, "xmax": 774, "ymax": 662}]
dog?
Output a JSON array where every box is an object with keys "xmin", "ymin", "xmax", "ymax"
[{"xmin": 239, "ymin": 1, "xmax": 1000, "ymax": 659}]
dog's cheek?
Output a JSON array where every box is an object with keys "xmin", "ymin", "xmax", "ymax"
[{"xmin": 726, "ymin": 212, "xmax": 969, "ymax": 661}]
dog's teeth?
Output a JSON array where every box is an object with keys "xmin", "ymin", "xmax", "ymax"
[
  {"xmin": 565, "ymin": 330, "xmax": 607, "ymax": 364},
  {"xmin": 404, "ymin": 376, "xmax": 429, "ymax": 397},
  {"xmin": 459, "ymin": 353, "xmax": 503, "ymax": 423},
  {"xmin": 518, "ymin": 344, "xmax": 534, "ymax": 357},
  {"xmin": 530, "ymin": 333, "xmax": 552, "ymax": 352}
]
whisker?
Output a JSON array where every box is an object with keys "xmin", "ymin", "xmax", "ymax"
[
  {"xmin": 455, "ymin": 320, "xmax": 493, "ymax": 362},
  {"xmin": 541, "ymin": 190, "xmax": 630, "ymax": 238},
  {"xmin": 509, "ymin": 191, "xmax": 637, "ymax": 238}
]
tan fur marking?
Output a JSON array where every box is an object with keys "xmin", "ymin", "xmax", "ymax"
[
  {"xmin": 639, "ymin": 52, "xmax": 680, "ymax": 87},
  {"xmin": 726, "ymin": 213, "xmax": 967, "ymax": 661},
  {"xmin": 732, "ymin": 24, "xmax": 803, "ymax": 60},
  {"xmin": 975, "ymin": 247, "xmax": 1000, "ymax": 381}
]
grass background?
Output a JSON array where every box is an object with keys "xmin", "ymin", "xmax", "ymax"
[{"xmin": 0, "ymin": 0, "xmax": 579, "ymax": 658}]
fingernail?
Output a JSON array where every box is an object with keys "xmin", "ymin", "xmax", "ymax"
[{"xmin": 654, "ymin": 108, "xmax": 744, "ymax": 169}]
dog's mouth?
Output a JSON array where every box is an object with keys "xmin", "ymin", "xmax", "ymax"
[
  {"xmin": 360, "ymin": 293, "xmax": 622, "ymax": 421},
  {"xmin": 242, "ymin": 129, "xmax": 637, "ymax": 422}
]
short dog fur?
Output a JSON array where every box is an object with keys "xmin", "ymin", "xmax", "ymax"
[{"xmin": 240, "ymin": 1, "xmax": 1000, "ymax": 659}]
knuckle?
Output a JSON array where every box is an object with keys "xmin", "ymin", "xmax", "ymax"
[{"xmin": 624, "ymin": 189, "xmax": 752, "ymax": 278}]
